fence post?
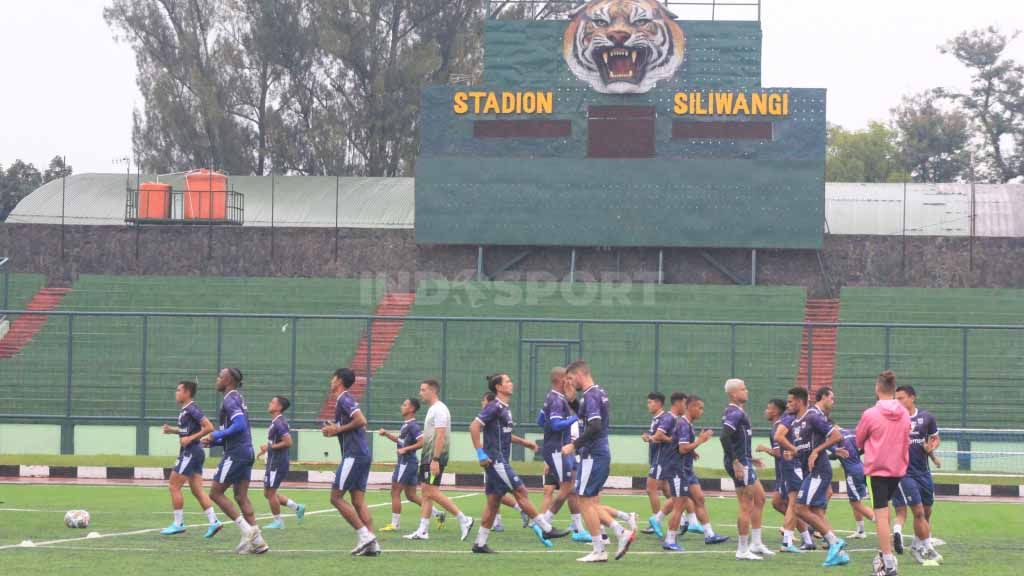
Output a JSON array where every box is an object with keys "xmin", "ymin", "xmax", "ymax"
[
  {"xmin": 806, "ymin": 325, "xmax": 814, "ymax": 390},
  {"xmin": 653, "ymin": 323, "xmax": 660, "ymax": 393},
  {"xmin": 577, "ymin": 321, "xmax": 584, "ymax": 358},
  {"xmin": 138, "ymin": 315, "xmax": 149, "ymax": 455},
  {"xmin": 1, "ymin": 260, "xmax": 9, "ymax": 310},
  {"xmin": 883, "ymin": 326, "xmax": 891, "ymax": 369},
  {"xmin": 62, "ymin": 315, "xmax": 74, "ymax": 455},
  {"xmin": 959, "ymin": 328, "xmax": 971, "ymax": 470},
  {"xmin": 289, "ymin": 317, "xmax": 298, "ymax": 458},
  {"xmin": 730, "ymin": 323, "xmax": 736, "ymax": 378},
  {"xmin": 365, "ymin": 317, "xmax": 373, "ymax": 458},
  {"xmin": 440, "ymin": 320, "xmax": 448, "ymax": 403}
]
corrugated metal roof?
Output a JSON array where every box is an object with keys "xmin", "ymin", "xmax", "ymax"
[
  {"xmin": 10, "ymin": 176, "xmax": 1024, "ymax": 237},
  {"xmin": 7, "ymin": 173, "xmax": 414, "ymax": 229}
]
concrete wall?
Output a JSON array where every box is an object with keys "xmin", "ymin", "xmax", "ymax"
[{"xmin": 3, "ymin": 223, "xmax": 1024, "ymax": 295}]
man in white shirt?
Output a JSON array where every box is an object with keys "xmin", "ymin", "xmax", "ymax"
[{"xmin": 404, "ymin": 379, "xmax": 475, "ymax": 541}]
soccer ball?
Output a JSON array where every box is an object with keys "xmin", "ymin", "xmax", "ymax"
[{"xmin": 64, "ymin": 510, "xmax": 90, "ymax": 529}]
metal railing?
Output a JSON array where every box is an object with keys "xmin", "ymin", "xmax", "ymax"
[
  {"xmin": 0, "ymin": 257, "xmax": 8, "ymax": 311},
  {"xmin": 125, "ymin": 187, "xmax": 245, "ymax": 226},
  {"xmin": 486, "ymin": 1, "xmax": 761, "ymax": 21},
  {"xmin": 0, "ymin": 308, "xmax": 1021, "ymax": 469}
]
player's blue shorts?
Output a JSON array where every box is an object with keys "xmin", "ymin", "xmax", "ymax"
[
  {"xmin": 484, "ymin": 461, "xmax": 523, "ymax": 496},
  {"xmin": 174, "ymin": 446, "xmax": 205, "ymax": 477},
  {"xmin": 648, "ymin": 463, "xmax": 670, "ymax": 481},
  {"xmin": 264, "ymin": 462, "xmax": 289, "ymax": 489},
  {"xmin": 724, "ymin": 457, "xmax": 757, "ymax": 488},
  {"xmin": 894, "ymin": 473, "xmax": 934, "ymax": 507},
  {"xmin": 779, "ymin": 462, "xmax": 804, "ymax": 494},
  {"xmin": 543, "ymin": 451, "xmax": 576, "ymax": 486},
  {"xmin": 669, "ymin": 469, "xmax": 699, "ymax": 497},
  {"xmin": 333, "ymin": 456, "xmax": 371, "ymax": 492},
  {"xmin": 844, "ymin": 470, "xmax": 869, "ymax": 502},
  {"xmin": 576, "ymin": 454, "xmax": 610, "ymax": 497},
  {"xmin": 215, "ymin": 451, "xmax": 254, "ymax": 485},
  {"xmin": 392, "ymin": 459, "xmax": 419, "ymax": 486},
  {"xmin": 798, "ymin": 470, "xmax": 832, "ymax": 509}
]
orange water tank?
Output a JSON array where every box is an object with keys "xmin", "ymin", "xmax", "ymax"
[
  {"xmin": 138, "ymin": 182, "xmax": 171, "ymax": 219},
  {"xmin": 184, "ymin": 169, "xmax": 228, "ymax": 220}
]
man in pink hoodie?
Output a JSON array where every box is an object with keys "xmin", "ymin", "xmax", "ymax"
[{"xmin": 855, "ymin": 370, "xmax": 910, "ymax": 576}]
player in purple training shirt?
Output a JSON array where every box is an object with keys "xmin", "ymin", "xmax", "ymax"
[
  {"xmin": 537, "ymin": 367, "xmax": 584, "ymax": 538},
  {"xmin": 321, "ymin": 368, "xmax": 378, "ymax": 557},
  {"xmin": 201, "ymin": 368, "xmax": 268, "ymax": 555},
  {"xmin": 892, "ymin": 385, "xmax": 943, "ymax": 564},
  {"xmin": 378, "ymin": 397, "xmax": 425, "ymax": 533},
  {"xmin": 641, "ymin": 391, "xmax": 676, "ymax": 538},
  {"xmin": 561, "ymin": 360, "xmax": 636, "ymax": 563},
  {"xmin": 469, "ymin": 372, "xmax": 570, "ymax": 553},
  {"xmin": 720, "ymin": 378, "xmax": 772, "ymax": 561},
  {"xmin": 761, "ymin": 397, "xmax": 815, "ymax": 552},
  {"xmin": 786, "ymin": 386, "xmax": 848, "ymax": 567},
  {"xmin": 827, "ymin": 424, "xmax": 874, "ymax": 539},
  {"xmin": 258, "ymin": 395, "xmax": 305, "ymax": 530},
  {"xmin": 159, "ymin": 380, "xmax": 221, "ymax": 537}
]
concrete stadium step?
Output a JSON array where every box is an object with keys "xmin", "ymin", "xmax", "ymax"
[
  {"xmin": 0, "ymin": 287, "xmax": 72, "ymax": 359},
  {"xmin": 794, "ymin": 298, "xmax": 840, "ymax": 392},
  {"xmin": 318, "ymin": 292, "xmax": 416, "ymax": 420}
]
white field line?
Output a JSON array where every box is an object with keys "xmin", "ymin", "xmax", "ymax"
[{"xmin": 0, "ymin": 492, "xmax": 480, "ymax": 551}]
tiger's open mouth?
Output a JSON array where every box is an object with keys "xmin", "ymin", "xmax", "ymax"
[{"xmin": 596, "ymin": 46, "xmax": 649, "ymax": 84}]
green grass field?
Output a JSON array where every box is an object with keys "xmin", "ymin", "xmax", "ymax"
[{"xmin": 0, "ymin": 483, "xmax": 1020, "ymax": 575}]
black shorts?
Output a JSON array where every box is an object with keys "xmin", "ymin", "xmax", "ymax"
[
  {"xmin": 418, "ymin": 458, "xmax": 447, "ymax": 486},
  {"xmin": 870, "ymin": 476, "xmax": 902, "ymax": 510}
]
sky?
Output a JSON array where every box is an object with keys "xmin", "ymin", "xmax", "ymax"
[{"xmin": 1, "ymin": 0, "xmax": 1023, "ymax": 173}]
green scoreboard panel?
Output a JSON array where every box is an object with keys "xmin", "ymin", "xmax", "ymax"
[{"xmin": 416, "ymin": 4, "xmax": 826, "ymax": 249}]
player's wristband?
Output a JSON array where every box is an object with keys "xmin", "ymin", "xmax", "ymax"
[{"xmin": 476, "ymin": 448, "xmax": 489, "ymax": 462}]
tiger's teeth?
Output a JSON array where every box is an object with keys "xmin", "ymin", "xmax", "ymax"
[
  {"xmin": 631, "ymin": 51, "xmax": 637, "ymax": 62},
  {"xmin": 602, "ymin": 52, "xmax": 609, "ymax": 64}
]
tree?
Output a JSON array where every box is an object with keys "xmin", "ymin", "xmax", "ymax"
[
  {"xmin": 0, "ymin": 160, "xmax": 43, "ymax": 221},
  {"xmin": 43, "ymin": 156, "xmax": 73, "ymax": 183},
  {"xmin": 826, "ymin": 122, "xmax": 909, "ymax": 183},
  {"xmin": 891, "ymin": 92, "xmax": 970, "ymax": 183},
  {"xmin": 937, "ymin": 27, "xmax": 1024, "ymax": 183},
  {"xmin": 106, "ymin": 0, "xmax": 486, "ymax": 177}
]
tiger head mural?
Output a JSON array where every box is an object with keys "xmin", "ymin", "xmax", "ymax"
[{"xmin": 563, "ymin": 0, "xmax": 685, "ymax": 94}]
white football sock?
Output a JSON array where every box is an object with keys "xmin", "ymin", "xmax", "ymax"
[
  {"xmin": 614, "ymin": 510, "xmax": 630, "ymax": 522},
  {"xmin": 856, "ymin": 520, "xmax": 865, "ymax": 532},
  {"xmin": 475, "ymin": 527, "xmax": 490, "ymax": 547},
  {"xmin": 542, "ymin": 510, "xmax": 553, "ymax": 524},
  {"xmin": 893, "ymin": 523, "xmax": 903, "ymax": 535},
  {"xmin": 688, "ymin": 512, "xmax": 699, "ymax": 525},
  {"xmin": 571, "ymin": 513, "xmax": 583, "ymax": 532},
  {"xmin": 234, "ymin": 516, "xmax": 253, "ymax": 534},
  {"xmin": 738, "ymin": 534, "xmax": 749, "ymax": 553},
  {"xmin": 514, "ymin": 503, "xmax": 523, "ymax": 512},
  {"xmin": 356, "ymin": 526, "xmax": 370, "ymax": 540},
  {"xmin": 654, "ymin": 511, "xmax": 664, "ymax": 522},
  {"xmin": 610, "ymin": 521, "xmax": 626, "ymax": 538},
  {"xmin": 751, "ymin": 527, "xmax": 763, "ymax": 545},
  {"xmin": 534, "ymin": 515, "xmax": 553, "ymax": 532},
  {"xmin": 802, "ymin": 530, "xmax": 813, "ymax": 545},
  {"xmin": 783, "ymin": 529, "xmax": 794, "ymax": 545},
  {"xmin": 665, "ymin": 529, "xmax": 676, "ymax": 545},
  {"xmin": 494, "ymin": 513, "xmax": 503, "ymax": 525},
  {"xmin": 593, "ymin": 535, "xmax": 606, "ymax": 553},
  {"xmin": 286, "ymin": 499, "xmax": 299, "ymax": 511},
  {"xmin": 825, "ymin": 531, "xmax": 838, "ymax": 545},
  {"xmin": 418, "ymin": 517, "xmax": 430, "ymax": 533},
  {"xmin": 173, "ymin": 509, "xmax": 184, "ymax": 526},
  {"xmin": 391, "ymin": 513, "xmax": 401, "ymax": 527},
  {"xmin": 273, "ymin": 514, "xmax": 282, "ymax": 523},
  {"xmin": 456, "ymin": 512, "xmax": 468, "ymax": 523},
  {"xmin": 703, "ymin": 523, "xmax": 716, "ymax": 537},
  {"xmin": 204, "ymin": 507, "xmax": 218, "ymax": 523}
]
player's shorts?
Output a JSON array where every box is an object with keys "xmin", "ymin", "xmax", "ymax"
[
  {"xmin": 484, "ymin": 461, "xmax": 524, "ymax": 496},
  {"xmin": 869, "ymin": 476, "xmax": 902, "ymax": 509},
  {"xmin": 173, "ymin": 446, "xmax": 205, "ymax": 477},
  {"xmin": 647, "ymin": 463, "xmax": 670, "ymax": 481},
  {"xmin": 333, "ymin": 456, "xmax": 371, "ymax": 492},
  {"xmin": 418, "ymin": 457, "xmax": 448, "ymax": 486},
  {"xmin": 215, "ymin": 451, "xmax": 254, "ymax": 486},
  {"xmin": 844, "ymin": 470, "xmax": 869, "ymax": 502},
  {"xmin": 669, "ymin": 470, "xmax": 699, "ymax": 498},
  {"xmin": 724, "ymin": 457, "xmax": 757, "ymax": 488},
  {"xmin": 576, "ymin": 454, "xmax": 610, "ymax": 497},
  {"xmin": 392, "ymin": 460, "xmax": 419, "ymax": 486},
  {"xmin": 543, "ymin": 451, "xmax": 576, "ymax": 486},
  {"xmin": 264, "ymin": 463, "xmax": 289, "ymax": 490},
  {"xmin": 779, "ymin": 462, "xmax": 804, "ymax": 494},
  {"xmin": 893, "ymin": 473, "xmax": 934, "ymax": 508},
  {"xmin": 797, "ymin": 470, "xmax": 832, "ymax": 509}
]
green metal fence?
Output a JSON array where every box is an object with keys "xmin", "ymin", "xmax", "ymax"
[{"xmin": 0, "ymin": 309, "xmax": 1021, "ymax": 471}]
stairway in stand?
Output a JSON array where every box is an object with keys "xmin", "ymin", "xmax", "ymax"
[
  {"xmin": 318, "ymin": 292, "xmax": 416, "ymax": 420},
  {"xmin": 795, "ymin": 298, "xmax": 841, "ymax": 394},
  {"xmin": 0, "ymin": 287, "xmax": 73, "ymax": 359}
]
